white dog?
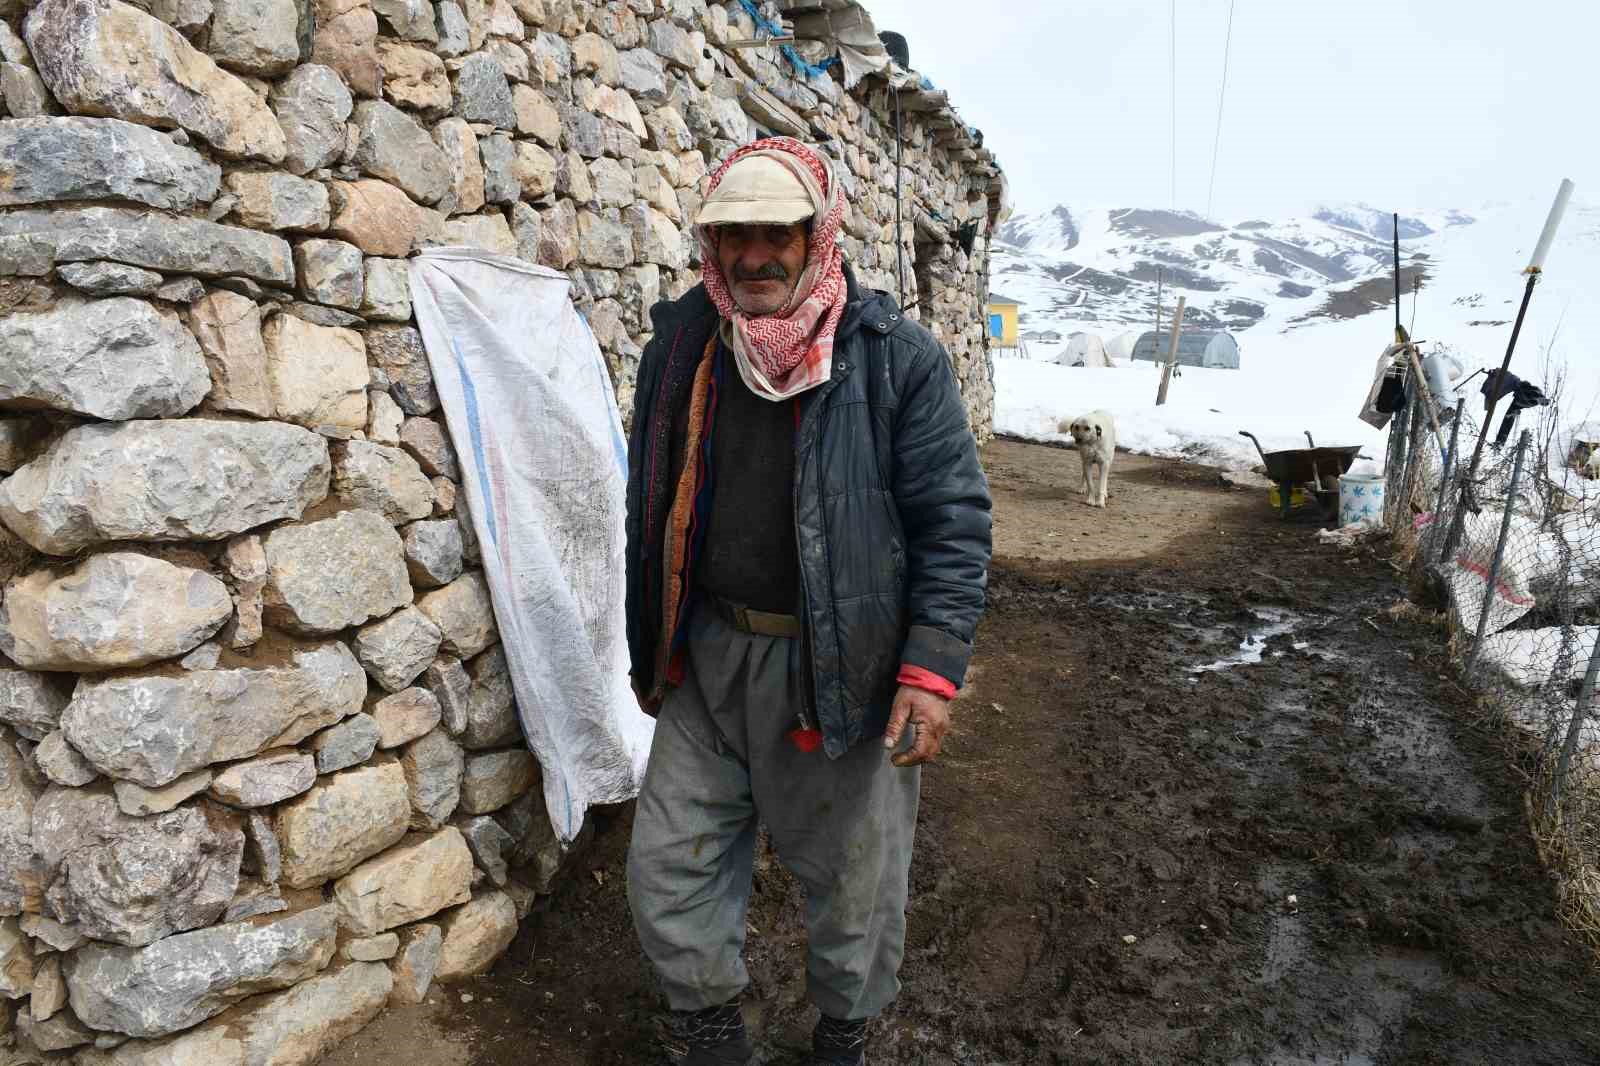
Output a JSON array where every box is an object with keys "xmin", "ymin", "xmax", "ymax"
[{"xmin": 1062, "ymin": 410, "xmax": 1116, "ymax": 507}]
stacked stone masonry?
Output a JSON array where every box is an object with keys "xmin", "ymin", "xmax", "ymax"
[{"xmin": 0, "ymin": 0, "xmax": 1004, "ymax": 1059}]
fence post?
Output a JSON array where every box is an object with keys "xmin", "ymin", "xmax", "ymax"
[
  {"xmin": 1465, "ymin": 429, "xmax": 1531, "ymax": 675},
  {"xmin": 1400, "ymin": 389, "xmax": 1430, "ymax": 532},
  {"xmin": 1385, "ymin": 390, "xmax": 1413, "ymax": 529},
  {"xmin": 1551, "ymin": 630, "xmax": 1600, "ymax": 809},
  {"xmin": 1430, "ymin": 398, "xmax": 1467, "ymax": 564}
]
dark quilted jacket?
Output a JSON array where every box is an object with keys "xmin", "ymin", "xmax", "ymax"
[{"xmin": 624, "ymin": 267, "xmax": 993, "ymax": 758}]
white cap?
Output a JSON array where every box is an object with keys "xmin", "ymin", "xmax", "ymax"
[{"xmin": 697, "ymin": 154, "xmax": 815, "ymax": 227}]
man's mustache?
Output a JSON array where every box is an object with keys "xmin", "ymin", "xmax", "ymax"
[{"xmin": 732, "ymin": 263, "xmax": 789, "ymax": 282}]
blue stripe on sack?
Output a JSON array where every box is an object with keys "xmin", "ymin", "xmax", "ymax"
[{"xmin": 452, "ymin": 338, "xmax": 500, "ymax": 549}]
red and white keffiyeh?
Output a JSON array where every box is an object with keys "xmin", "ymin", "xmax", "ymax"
[{"xmin": 696, "ymin": 137, "xmax": 847, "ymax": 402}]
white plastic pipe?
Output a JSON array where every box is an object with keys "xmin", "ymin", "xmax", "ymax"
[{"xmin": 1525, "ymin": 178, "xmax": 1575, "ymax": 273}]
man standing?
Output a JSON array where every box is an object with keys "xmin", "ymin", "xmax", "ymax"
[{"xmin": 624, "ymin": 137, "xmax": 991, "ymax": 1066}]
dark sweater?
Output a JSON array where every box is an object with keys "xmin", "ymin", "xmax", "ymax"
[{"xmin": 697, "ymin": 347, "xmax": 800, "ymax": 614}]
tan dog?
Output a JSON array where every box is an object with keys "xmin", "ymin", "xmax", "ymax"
[{"xmin": 1061, "ymin": 410, "xmax": 1116, "ymax": 507}]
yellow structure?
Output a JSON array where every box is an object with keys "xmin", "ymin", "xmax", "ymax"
[{"xmin": 985, "ymin": 293, "xmax": 1021, "ymax": 348}]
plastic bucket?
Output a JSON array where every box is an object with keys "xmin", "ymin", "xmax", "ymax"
[{"xmin": 1338, "ymin": 473, "xmax": 1385, "ymax": 527}]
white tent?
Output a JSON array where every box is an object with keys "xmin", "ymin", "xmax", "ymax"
[
  {"xmin": 1106, "ymin": 331, "xmax": 1140, "ymax": 362},
  {"xmin": 1056, "ymin": 332, "xmax": 1112, "ymax": 368}
]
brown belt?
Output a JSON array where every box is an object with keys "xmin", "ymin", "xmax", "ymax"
[{"xmin": 706, "ymin": 594, "xmax": 802, "ymax": 639}]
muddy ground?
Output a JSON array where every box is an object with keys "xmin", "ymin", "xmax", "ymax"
[{"xmin": 326, "ymin": 443, "xmax": 1600, "ymax": 1066}]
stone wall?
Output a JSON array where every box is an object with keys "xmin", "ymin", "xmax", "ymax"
[{"xmin": 0, "ymin": 0, "xmax": 1003, "ymax": 1060}]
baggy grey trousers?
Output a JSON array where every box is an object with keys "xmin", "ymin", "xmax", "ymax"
[{"xmin": 627, "ymin": 609, "xmax": 921, "ymax": 1021}]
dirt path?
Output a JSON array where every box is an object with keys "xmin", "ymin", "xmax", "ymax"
[{"xmin": 326, "ymin": 444, "xmax": 1600, "ymax": 1066}]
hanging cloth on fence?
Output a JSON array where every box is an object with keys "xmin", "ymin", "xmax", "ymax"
[
  {"xmin": 1358, "ymin": 343, "xmax": 1409, "ymax": 429},
  {"xmin": 408, "ymin": 248, "xmax": 654, "ymax": 844}
]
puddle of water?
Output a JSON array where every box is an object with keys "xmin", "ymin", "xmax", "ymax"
[{"xmin": 1191, "ymin": 609, "xmax": 1299, "ymax": 674}]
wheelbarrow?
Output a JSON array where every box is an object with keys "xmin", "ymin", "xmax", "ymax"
[{"xmin": 1239, "ymin": 430, "xmax": 1365, "ymax": 520}]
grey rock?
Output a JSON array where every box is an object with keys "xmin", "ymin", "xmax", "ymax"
[
  {"xmin": 0, "ymin": 662, "xmax": 73, "ymax": 742},
  {"xmin": 372, "ymin": 686, "xmax": 442, "ymax": 748},
  {"xmin": 112, "ymin": 770, "xmax": 213, "ymax": 817},
  {"xmin": 153, "ymin": 275, "xmax": 206, "ymax": 303},
  {"xmin": 0, "ymin": 418, "xmax": 330, "ymax": 556},
  {"xmin": 0, "ymin": 232, "xmax": 54, "ymax": 276},
  {"xmin": 275, "ymin": 759, "xmax": 410, "ymax": 888},
  {"xmin": 262, "ymin": 313, "xmax": 368, "ymax": 430},
  {"xmin": 511, "ymin": 201, "xmax": 542, "ymax": 263},
  {"xmin": 378, "ymin": 38, "xmax": 452, "ymax": 114},
  {"xmin": 29, "ymin": 952, "xmax": 66, "ymax": 1023},
  {"xmin": 416, "ymin": 571, "xmax": 496, "ymax": 659},
  {"xmin": 425, "ymin": 654, "xmax": 471, "ymax": 735},
  {"xmin": 367, "ymin": 325, "xmax": 439, "ymax": 415},
  {"xmin": 0, "ymin": 297, "xmax": 209, "ymax": 420},
  {"xmin": 495, "ymin": 787, "xmax": 555, "ymax": 873},
  {"xmin": 648, "ymin": 18, "xmax": 700, "ymax": 69},
  {"xmin": 269, "ymin": 64, "xmax": 354, "ymax": 175},
  {"xmin": 310, "ymin": 0, "xmax": 381, "ymax": 98},
  {"xmin": 0, "ymin": 553, "xmax": 232, "ymax": 671},
  {"xmin": 149, "ymin": 0, "xmax": 213, "ymax": 34},
  {"xmin": 64, "ymin": 904, "xmax": 337, "ymax": 1038},
  {"xmin": 401, "ymin": 727, "xmax": 462, "ymax": 829},
  {"xmin": 209, "ymin": 0, "xmax": 300, "ymax": 75},
  {"xmin": 367, "ymin": 388, "xmax": 405, "ymax": 444},
  {"xmin": 389, "ymin": 921, "xmax": 442, "ymax": 1004},
  {"xmin": 221, "ymin": 879, "xmax": 286, "ymax": 922},
  {"xmin": 373, "ymin": 0, "xmax": 437, "ymax": 40},
  {"xmin": 224, "ymin": 170, "xmax": 329, "ymax": 231},
  {"xmin": 353, "ymin": 606, "xmax": 443, "ymax": 693},
  {"xmin": 31, "ymin": 786, "xmax": 243, "ymax": 946},
  {"xmin": 62, "ymin": 641, "xmax": 366, "ymax": 788},
  {"xmin": 189, "ymin": 289, "xmax": 274, "ymax": 417},
  {"xmin": 308, "ymin": 712, "xmax": 380, "ymax": 773},
  {"xmin": 0, "ymin": 206, "xmax": 293, "ymax": 285},
  {"xmin": 81, "ymin": 960, "xmax": 391, "ymax": 1066},
  {"xmin": 631, "ymin": 203, "xmax": 688, "ymax": 269},
  {"xmin": 56, "ymin": 261, "xmax": 164, "ymax": 296},
  {"xmin": 433, "ymin": 888, "xmax": 516, "ymax": 981},
  {"xmin": 432, "ymin": 117, "xmax": 484, "ymax": 216},
  {"xmin": 243, "ymin": 809, "xmax": 281, "ymax": 883},
  {"xmin": 362, "ymin": 257, "xmax": 411, "ymax": 320},
  {"xmin": 453, "ymin": 813, "xmax": 513, "ymax": 886},
  {"xmin": 435, "ymin": 0, "xmax": 469, "ymax": 56},
  {"xmin": 18, "ymin": 1002, "xmax": 94, "ymax": 1051},
  {"xmin": 284, "ymin": 301, "xmax": 364, "ymax": 327},
  {"xmin": 527, "ymin": 30, "xmax": 570, "ymax": 90},
  {"xmin": 0, "ymin": 62, "xmax": 59, "ymax": 118},
  {"xmin": 332, "ymin": 440, "xmax": 435, "ymax": 524},
  {"xmin": 20, "ymin": 912, "xmax": 87, "ymax": 952},
  {"xmin": 402, "ymin": 518, "xmax": 464, "ymax": 588},
  {"xmin": 179, "ymin": 641, "xmax": 223, "ymax": 670},
  {"xmin": 262, "ymin": 509, "xmax": 410, "ymax": 634},
  {"xmin": 560, "ymin": 102, "xmax": 605, "ymax": 158},
  {"xmin": 34, "ymin": 730, "xmax": 97, "ymax": 787},
  {"xmin": 452, "ymin": 51, "xmax": 514, "ymax": 129},
  {"xmin": 343, "ymin": 931, "xmax": 399, "ymax": 960},
  {"xmin": 460, "ymin": 748, "xmax": 536, "ymax": 814},
  {"xmin": 397, "ymin": 417, "xmax": 459, "ymax": 480},
  {"xmin": 0, "ymin": 117, "xmax": 221, "ymax": 210},
  {"xmin": 437, "ymin": 211, "xmax": 516, "ymax": 255},
  {"xmin": 589, "ymin": 155, "xmax": 634, "ymax": 207},
  {"xmin": 24, "ymin": 0, "xmax": 287, "ymax": 161},
  {"xmin": 619, "ymin": 48, "xmax": 668, "ymax": 102},
  {"xmin": 0, "ymin": 742, "xmax": 43, "ymax": 917},
  {"xmin": 294, "ymin": 237, "xmax": 364, "ymax": 309},
  {"xmin": 351, "ymin": 99, "xmax": 451, "ymax": 204},
  {"xmin": 461, "ymin": 645, "xmax": 517, "ymax": 749},
  {"xmin": 0, "ymin": 913, "xmax": 34, "ymax": 997},
  {"xmin": 578, "ymin": 209, "xmax": 633, "ymax": 268},
  {"xmin": 332, "ymin": 825, "xmax": 472, "ymax": 935},
  {"xmin": 511, "ymin": 83, "xmax": 560, "ymax": 146},
  {"xmin": 479, "ymin": 131, "xmax": 518, "ymax": 205},
  {"xmin": 209, "ymin": 750, "xmax": 316, "ymax": 807}
]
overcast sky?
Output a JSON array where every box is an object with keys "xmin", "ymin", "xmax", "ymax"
[{"xmin": 856, "ymin": 0, "xmax": 1597, "ymax": 221}]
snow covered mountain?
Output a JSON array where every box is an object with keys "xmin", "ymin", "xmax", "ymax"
[{"xmin": 990, "ymin": 201, "xmax": 1477, "ymax": 335}]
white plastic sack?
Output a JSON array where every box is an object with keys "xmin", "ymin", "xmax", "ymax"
[{"xmin": 408, "ymin": 248, "xmax": 653, "ymax": 843}]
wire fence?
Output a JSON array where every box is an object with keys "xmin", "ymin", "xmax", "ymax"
[{"xmin": 1385, "ymin": 373, "xmax": 1600, "ymax": 936}]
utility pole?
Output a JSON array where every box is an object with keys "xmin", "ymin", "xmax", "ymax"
[
  {"xmin": 1154, "ymin": 268, "xmax": 1163, "ymax": 345},
  {"xmin": 1156, "ymin": 294, "xmax": 1186, "ymax": 406}
]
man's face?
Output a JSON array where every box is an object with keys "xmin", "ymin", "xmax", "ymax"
[{"xmin": 715, "ymin": 222, "xmax": 809, "ymax": 316}]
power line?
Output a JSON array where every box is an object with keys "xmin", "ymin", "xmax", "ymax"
[
  {"xmin": 1205, "ymin": 0, "xmax": 1236, "ymax": 220},
  {"xmin": 1169, "ymin": 0, "xmax": 1176, "ymax": 210}
]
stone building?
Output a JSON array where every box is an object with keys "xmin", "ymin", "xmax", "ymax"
[{"xmin": 0, "ymin": 0, "xmax": 1005, "ymax": 1060}]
